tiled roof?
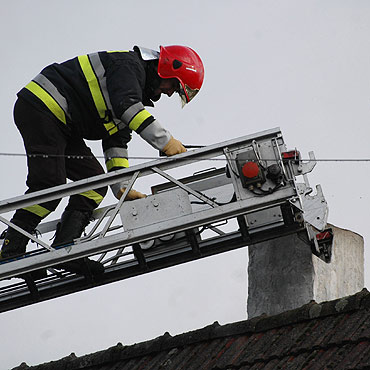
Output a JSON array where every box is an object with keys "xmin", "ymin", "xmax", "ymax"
[{"xmin": 14, "ymin": 289, "xmax": 370, "ymax": 370}]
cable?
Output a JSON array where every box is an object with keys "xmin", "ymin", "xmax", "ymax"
[
  {"xmin": 250, "ymin": 183, "xmax": 284, "ymax": 197},
  {"xmin": 0, "ymin": 152, "xmax": 370, "ymax": 163}
]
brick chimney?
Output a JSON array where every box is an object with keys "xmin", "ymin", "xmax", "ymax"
[{"xmin": 247, "ymin": 224, "xmax": 364, "ymax": 318}]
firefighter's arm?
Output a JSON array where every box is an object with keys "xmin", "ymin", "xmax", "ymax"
[
  {"xmin": 106, "ymin": 60, "xmax": 186, "ymax": 157},
  {"xmin": 102, "ymin": 134, "xmax": 147, "ymax": 200},
  {"xmin": 118, "ymin": 101, "xmax": 187, "ymax": 156}
]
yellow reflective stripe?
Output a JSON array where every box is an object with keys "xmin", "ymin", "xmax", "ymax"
[
  {"xmin": 78, "ymin": 54, "xmax": 118, "ymax": 135},
  {"xmin": 80, "ymin": 190, "xmax": 104, "ymax": 205},
  {"xmin": 23, "ymin": 204, "xmax": 51, "ymax": 218},
  {"xmin": 106, "ymin": 158, "xmax": 129, "ymax": 171},
  {"xmin": 107, "ymin": 50, "xmax": 129, "ymax": 53},
  {"xmin": 78, "ymin": 55, "xmax": 107, "ymax": 119},
  {"xmin": 129, "ymin": 110, "xmax": 152, "ymax": 131},
  {"xmin": 25, "ymin": 81, "xmax": 67, "ymax": 124},
  {"xmin": 104, "ymin": 122, "xmax": 118, "ymax": 135}
]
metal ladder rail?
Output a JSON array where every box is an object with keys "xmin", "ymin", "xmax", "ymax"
[
  {"xmin": 0, "ymin": 127, "xmax": 283, "ymax": 215},
  {"xmin": 0, "ymin": 212, "xmax": 307, "ymax": 313},
  {"xmin": 0, "ymin": 128, "xmax": 287, "ymax": 279},
  {"xmin": 0, "ymin": 123, "xmax": 331, "ymax": 311},
  {"xmin": 0, "ymin": 189, "xmax": 297, "ymax": 281}
]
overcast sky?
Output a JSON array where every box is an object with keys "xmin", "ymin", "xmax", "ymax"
[{"xmin": 1, "ymin": 1, "xmax": 370, "ymax": 368}]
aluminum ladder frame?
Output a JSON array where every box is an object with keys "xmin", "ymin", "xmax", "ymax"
[{"xmin": 0, "ymin": 127, "xmax": 331, "ymax": 312}]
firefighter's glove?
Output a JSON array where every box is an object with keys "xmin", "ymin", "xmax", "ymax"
[
  {"xmin": 117, "ymin": 188, "xmax": 147, "ymax": 201},
  {"xmin": 162, "ymin": 136, "xmax": 187, "ymax": 156}
]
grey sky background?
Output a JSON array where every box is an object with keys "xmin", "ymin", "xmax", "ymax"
[{"xmin": 1, "ymin": 1, "xmax": 369, "ymax": 368}]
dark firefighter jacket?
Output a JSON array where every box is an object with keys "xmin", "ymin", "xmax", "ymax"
[{"xmin": 17, "ymin": 48, "xmax": 172, "ymax": 195}]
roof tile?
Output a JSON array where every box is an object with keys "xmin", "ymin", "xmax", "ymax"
[{"xmin": 13, "ymin": 289, "xmax": 370, "ymax": 370}]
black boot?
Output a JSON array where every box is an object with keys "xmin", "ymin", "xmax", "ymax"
[
  {"xmin": 0, "ymin": 221, "xmax": 36, "ymax": 259},
  {"xmin": 52, "ymin": 210, "xmax": 104, "ymax": 276},
  {"xmin": 52, "ymin": 209, "xmax": 93, "ymax": 247}
]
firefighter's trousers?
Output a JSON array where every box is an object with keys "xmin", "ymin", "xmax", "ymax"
[{"xmin": 10, "ymin": 97, "xmax": 108, "ymax": 228}]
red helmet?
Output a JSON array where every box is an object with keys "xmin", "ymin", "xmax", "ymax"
[{"xmin": 158, "ymin": 45, "xmax": 204, "ymax": 106}]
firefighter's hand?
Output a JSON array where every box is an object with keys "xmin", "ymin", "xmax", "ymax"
[
  {"xmin": 117, "ymin": 188, "xmax": 147, "ymax": 201},
  {"xmin": 162, "ymin": 136, "xmax": 187, "ymax": 156}
]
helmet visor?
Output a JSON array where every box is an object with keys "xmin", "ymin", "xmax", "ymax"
[{"xmin": 178, "ymin": 84, "xmax": 200, "ymax": 107}]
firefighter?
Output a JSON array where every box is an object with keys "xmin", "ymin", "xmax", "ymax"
[{"xmin": 0, "ymin": 45, "xmax": 204, "ymax": 275}]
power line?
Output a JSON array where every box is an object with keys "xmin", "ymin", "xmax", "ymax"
[{"xmin": 0, "ymin": 152, "xmax": 370, "ymax": 162}]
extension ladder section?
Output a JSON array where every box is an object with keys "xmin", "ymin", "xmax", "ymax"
[{"xmin": 0, "ymin": 127, "xmax": 332, "ymax": 312}]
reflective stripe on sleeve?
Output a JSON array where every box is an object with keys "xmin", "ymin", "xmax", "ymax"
[
  {"xmin": 25, "ymin": 81, "xmax": 67, "ymax": 124},
  {"xmin": 104, "ymin": 147, "xmax": 129, "ymax": 171},
  {"xmin": 106, "ymin": 158, "xmax": 129, "ymax": 171},
  {"xmin": 120, "ymin": 102, "xmax": 145, "ymax": 125},
  {"xmin": 104, "ymin": 147, "xmax": 128, "ymax": 160},
  {"xmin": 129, "ymin": 109, "xmax": 152, "ymax": 132}
]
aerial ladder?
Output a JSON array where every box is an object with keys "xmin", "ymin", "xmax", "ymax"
[{"xmin": 0, "ymin": 127, "xmax": 333, "ymax": 313}]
